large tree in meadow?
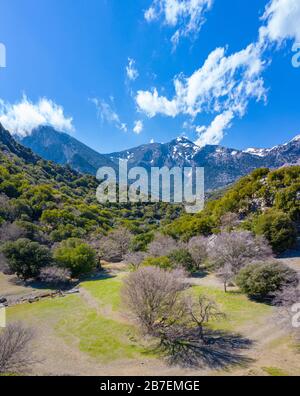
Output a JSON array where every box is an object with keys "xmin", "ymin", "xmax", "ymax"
[{"xmin": 207, "ymin": 231, "xmax": 273, "ymax": 292}]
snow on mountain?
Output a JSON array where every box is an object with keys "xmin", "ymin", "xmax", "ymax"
[{"xmin": 12, "ymin": 125, "xmax": 300, "ymax": 192}]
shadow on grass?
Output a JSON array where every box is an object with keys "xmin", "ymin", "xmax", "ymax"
[
  {"xmin": 8, "ymin": 269, "xmax": 116, "ymax": 291},
  {"xmin": 156, "ymin": 329, "xmax": 254, "ymax": 370},
  {"xmin": 190, "ymin": 270, "xmax": 209, "ymax": 279},
  {"xmin": 80, "ymin": 269, "xmax": 116, "ymax": 283}
]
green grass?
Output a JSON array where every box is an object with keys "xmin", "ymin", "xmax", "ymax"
[
  {"xmin": 81, "ymin": 275, "xmax": 123, "ymax": 311},
  {"xmin": 6, "ymin": 275, "xmax": 272, "ymax": 364},
  {"xmin": 192, "ymin": 285, "xmax": 272, "ymax": 331},
  {"xmin": 262, "ymin": 367, "xmax": 289, "ymax": 376},
  {"xmin": 7, "ymin": 286, "xmax": 150, "ymax": 363},
  {"xmin": 56, "ymin": 306, "xmax": 149, "ymax": 362}
]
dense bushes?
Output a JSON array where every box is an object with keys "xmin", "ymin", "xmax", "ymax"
[
  {"xmin": 39, "ymin": 266, "xmax": 71, "ymax": 287},
  {"xmin": 168, "ymin": 249, "xmax": 196, "ymax": 273},
  {"xmin": 1, "ymin": 238, "xmax": 52, "ymax": 279},
  {"xmin": 0, "ymin": 135, "xmax": 183, "ymax": 260},
  {"xmin": 141, "ymin": 256, "xmax": 173, "ymax": 270},
  {"xmin": 236, "ymin": 261, "xmax": 299, "ymax": 299},
  {"xmin": 163, "ymin": 166, "xmax": 299, "ymax": 254},
  {"xmin": 252, "ymin": 210, "xmax": 297, "ymax": 253},
  {"xmin": 54, "ymin": 238, "xmax": 97, "ymax": 277}
]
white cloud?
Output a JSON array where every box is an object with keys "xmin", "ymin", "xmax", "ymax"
[
  {"xmin": 136, "ymin": 87, "xmax": 179, "ymax": 118},
  {"xmin": 195, "ymin": 110, "xmax": 234, "ymax": 147},
  {"xmin": 144, "ymin": 0, "xmax": 213, "ymax": 48},
  {"xmin": 126, "ymin": 58, "xmax": 139, "ymax": 81},
  {"xmin": 0, "ymin": 95, "xmax": 74, "ymax": 137},
  {"xmin": 133, "ymin": 120, "xmax": 143, "ymax": 134},
  {"xmin": 150, "ymin": 138, "xmax": 155, "ymax": 143},
  {"xmin": 139, "ymin": 0, "xmax": 300, "ymax": 147},
  {"xmin": 91, "ymin": 98, "xmax": 127, "ymax": 132},
  {"xmin": 136, "ymin": 43, "xmax": 266, "ymax": 123},
  {"xmin": 137, "ymin": 2, "xmax": 287, "ymax": 147},
  {"xmin": 260, "ymin": 0, "xmax": 300, "ymax": 45},
  {"xmin": 145, "ymin": 6, "xmax": 157, "ymax": 22}
]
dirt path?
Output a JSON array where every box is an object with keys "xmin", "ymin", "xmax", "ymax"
[
  {"xmin": 232, "ymin": 309, "xmax": 300, "ymax": 376},
  {"xmin": 79, "ymin": 286, "xmax": 130, "ymax": 324},
  {"xmin": 187, "ymin": 273, "xmax": 224, "ymax": 289}
]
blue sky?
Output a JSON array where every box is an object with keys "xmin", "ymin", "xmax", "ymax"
[{"xmin": 0, "ymin": 0, "xmax": 300, "ymax": 153}]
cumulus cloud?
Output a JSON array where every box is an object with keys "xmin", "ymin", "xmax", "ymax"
[
  {"xmin": 0, "ymin": 95, "xmax": 73, "ymax": 137},
  {"xmin": 126, "ymin": 58, "xmax": 139, "ymax": 81},
  {"xmin": 138, "ymin": 0, "xmax": 300, "ymax": 146},
  {"xmin": 144, "ymin": 0, "xmax": 213, "ymax": 48},
  {"xmin": 133, "ymin": 120, "xmax": 143, "ymax": 134},
  {"xmin": 136, "ymin": 42, "xmax": 266, "ymax": 121},
  {"xmin": 136, "ymin": 88, "xmax": 179, "ymax": 117},
  {"xmin": 195, "ymin": 110, "xmax": 234, "ymax": 147},
  {"xmin": 136, "ymin": 41, "xmax": 267, "ymax": 145},
  {"xmin": 91, "ymin": 98, "xmax": 127, "ymax": 132},
  {"xmin": 260, "ymin": 0, "xmax": 300, "ymax": 45}
]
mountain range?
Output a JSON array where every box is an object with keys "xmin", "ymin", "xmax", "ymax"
[{"xmin": 9, "ymin": 125, "xmax": 300, "ymax": 191}]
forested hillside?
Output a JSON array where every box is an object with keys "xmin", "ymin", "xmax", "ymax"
[
  {"xmin": 0, "ymin": 123, "xmax": 181, "ymax": 248},
  {"xmin": 164, "ymin": 166, "xmax": 300, "ymax": 253},
  {"xmin": 1, "ymin": 121, "xmax": 299, "ymax": 285}
]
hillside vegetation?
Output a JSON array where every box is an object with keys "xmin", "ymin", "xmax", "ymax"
[
  {"xmin": 164, "ymin": 166, "xmax": 300, "ymax": 253},
  {"xmin": 0, "ymin": 124, "xmax": 181, "ymax": 246}
]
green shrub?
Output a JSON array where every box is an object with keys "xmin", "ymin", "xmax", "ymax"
[
  {"xmin": 252, "ymin": 210, "xmax": 297, "ymax": 254},
  {"xmin": 1, "ymin": 238, "xmax": 52, "ymax": 279},
  {"xmin": 131, "ymin": 232, "xmax": 154, "ymax": 252},
  {"xmin": 168, "ymin": 248, "xmax": 196, "ymax": 273},
  {"xmin": 236, "ymin": 261, "xmax": 298, "ymax": 300},
  {"xmin": 54, "ymin": 238, "xmax": 97, "ymax": 277},
  {"xmin": 141, "ymin": 256, "xmax": 173, "ymax": 270}
]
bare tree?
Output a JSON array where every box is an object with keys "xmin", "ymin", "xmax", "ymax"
[
  {"xmin": 0, "ymin": 253, "xmax": 11, "ymax": 275},
  {"xmin": 98, "ymin": 236, "xmax": 120, "ymax": 262},
  {"xmin": 217, "ymin": 263, "xmax": 234, "ymax": 293},
  {"xmin": 0, "ymin": 322, "xmax": 35, "ymax": 374},
  {"xmin": 101, "ymin": 227, "xmax": 133, "ymax": 262},
  {"xmin": 147, "ymin": 234, "xmax": 178, "ymax": 258},
  {"xmin": 39, "ymin": 266, "xmax": 71, "ymax": 287},
  {"xmin": 207, "ymin": 231, "xmax": 273, "ymax": 291},
  {"xmin": 188, "ymin": 236, "xmax": 208, "ymax": 269},
  {"xmin": 187, "ymin": 294, "xmax": 225, "ymax": 342},
  {"xmin": 0, "ymin": 222, "xmax": 24, "ymax": 243},
  {"xmin": 154, "ymin": 294, "xmax": 229, "ymax": 368},
  {"xmin": 220, "ymin": 212, "xmax": 240, "ymax": 231},
  {"xmin": 124, "ymin": 252, "xmax": 146, "ymax": 270},
  {"xmin": 122, "ymin": 266, "xmax": 187, "ymax": 334},
  {"xmin": 109, "ymin": 227, "xmax": 133, "ymax": 257},
  {"xmin": 87, "ymin": 234, "xmax": 104, "ymax": 269},
  {"xmin": 94, "ymin": 227, "xmax": 133, "ymax": 263}
]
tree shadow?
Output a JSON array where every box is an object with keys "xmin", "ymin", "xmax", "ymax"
[
  {"xmin": 279, "ymin": 245, "xmax": 300, "ymax": 259},
  {"xmin": 191, "ymin": 270, "xmax": 209, "ymax": 279},
  {"xmin": 80, "ymin": 269, "xmax": 116, "ymax": 283},
  {"xmin": 156, "ymin": 328, "xmax": 254, "ymax": 370},
  {"xmin": 7, "ymin": 269, "xmax": 115, "ymax": 291}
]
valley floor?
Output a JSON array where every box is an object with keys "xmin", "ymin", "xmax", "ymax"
[{"xmin": 2, "ymin": 257, "xmax": 300, "ymax": 377}]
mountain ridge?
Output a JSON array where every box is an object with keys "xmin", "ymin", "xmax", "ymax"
[{"xmin": 7, "ymin": 124, "xmax": 300, "ymax": 191}]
